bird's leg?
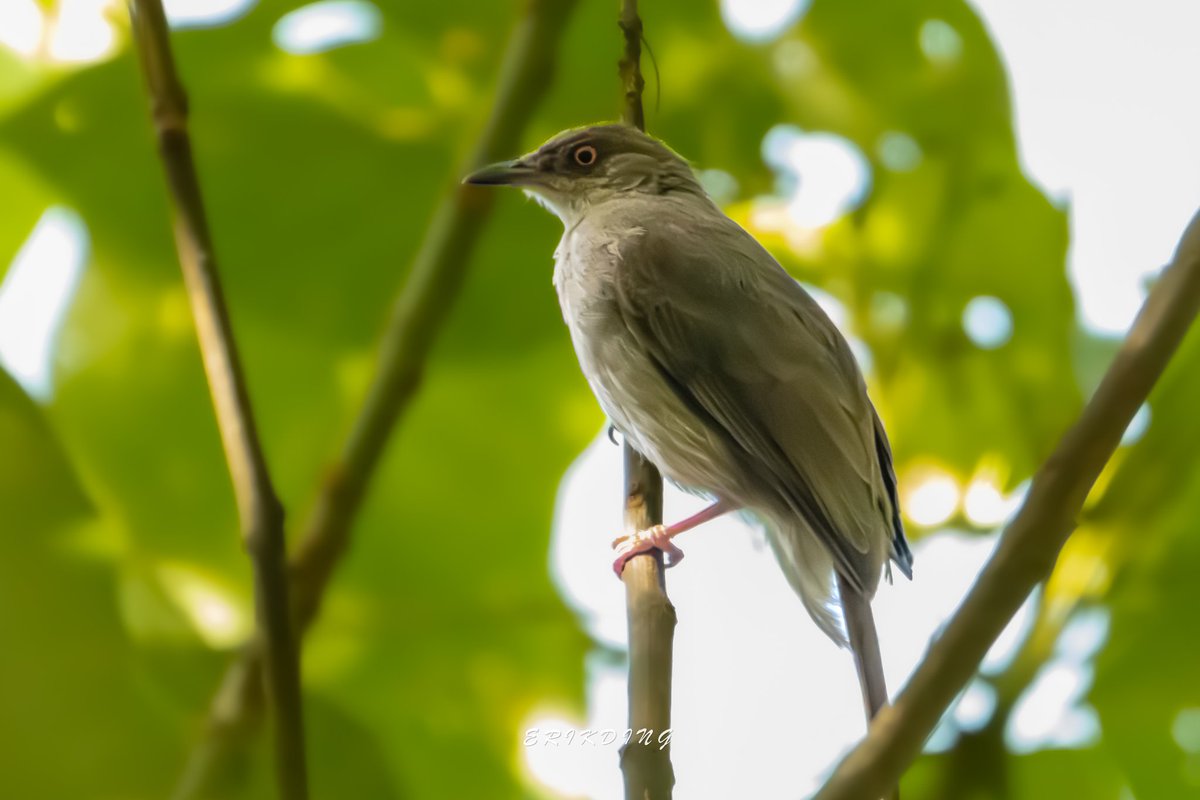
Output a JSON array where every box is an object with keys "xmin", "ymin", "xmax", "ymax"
[{"xmin": 611, "ymin": 499, "xmax": 734, "ymax": 576}]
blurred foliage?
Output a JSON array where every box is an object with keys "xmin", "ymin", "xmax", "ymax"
[{"xmin": 1, "ymin": 0, "xmax": 1198, "ymax": 798}]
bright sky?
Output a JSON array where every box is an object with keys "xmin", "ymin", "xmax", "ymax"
[{"xmin": 2, "ymin": 1, "xmax": 1195, "ymax": 797}]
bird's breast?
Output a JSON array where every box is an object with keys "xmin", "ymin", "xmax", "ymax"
[{"xmin": 552, "ymin": 229, "xmax": 747, "ymax": 499}]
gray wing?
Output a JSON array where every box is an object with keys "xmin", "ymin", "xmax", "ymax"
[{"xmin": 614, "ymin": 215, "xmax": 898, "ymax": 592}]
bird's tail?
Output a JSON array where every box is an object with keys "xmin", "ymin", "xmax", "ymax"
[
  {"xmin": 761, "ymin": 518, "xmax": 846, "ymax": 646},
  {"xmin": 838, "ymin": 573, "xmax": 899, "ymax": 800}
]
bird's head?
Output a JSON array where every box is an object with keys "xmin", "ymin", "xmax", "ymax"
[{"xmin": 464, "ymin": 123, "xmax": 704, "ymax": 223}]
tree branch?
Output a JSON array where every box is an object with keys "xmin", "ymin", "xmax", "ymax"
[
  {"xmin": 616, "ymin": 3, "xmax": 674, "ymax": 798},
  {"xmin": 288, "ymin": 0, "xmax": 580, "ymax": 631},
  {"xmin": 127, "ymin": 1, "xmax": 308, "ymax": 798},
  {"xmin": 169, "ymin": 1, "xmax": 581, "ymax": 797},
  {"xmin": 815, "ymin": 208, "xmax": 1200, "ymax": 800},
  {"xmin": 618, "ymin": 0, "xmax": 645, "ymax": 131},
  {"xmin": 620, "ymin": 447, "xmax": 674, "ymax": 799}
]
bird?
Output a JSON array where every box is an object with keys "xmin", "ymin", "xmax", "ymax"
[{"xmin": 465, "ymin": 123, "xmax": 913, "ymax": 735}]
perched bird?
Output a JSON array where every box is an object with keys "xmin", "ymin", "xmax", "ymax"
[{"xmin": 465, "ymin": 124, "xmax": 913, "ymax": 728}]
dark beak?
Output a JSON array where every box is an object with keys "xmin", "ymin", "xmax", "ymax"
[{"xmin": 462, "ymin": 158, "xmax": 536, "ymax": 186}]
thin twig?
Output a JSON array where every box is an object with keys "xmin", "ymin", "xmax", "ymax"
[
  {"xmin": 170, "ymin": 1, "xmax": 580, "ymax": 797},
  {"xmin": 126, "ymin": 1, "xmax": 308, "ymax": 798},
  {"xmin": 618, "ymin": 0, "xmax": 646, "ymax": 131},
  {"xmin": 815, "ymin": 208, "xmax": 1200, "ymax": 800},
  {"xmin": 616, "ymin": 3, "xmax": 674, "ymax": 798}
]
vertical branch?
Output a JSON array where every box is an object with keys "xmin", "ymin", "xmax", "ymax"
[
  {"xmin": 126, "ymin": 1, "xmax": 308, "ymax": 799},
  {"xmin": 169, "ymin": 1, "xmax": 581, "ymax": 797},
  {"xmin": 620, "ymin": 447, "xmax": 675, "ymax": 799},
  {"xmin": 618, "ymin": 0, "xmax": 646, "ymax": 131},
  {"xmin": 617, "ymin": 3, "xmax": 674, "ymax": 798}
]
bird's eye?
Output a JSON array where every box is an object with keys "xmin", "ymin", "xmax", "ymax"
[{"xmin": 573, "ymin": 145, "xmax": 597, "ymax": 166}]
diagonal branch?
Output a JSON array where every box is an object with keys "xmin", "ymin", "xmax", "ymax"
[
  {"xmin": 170, "ymin": 1, "xmax": 581, "ymax": 797},
  {"xmin": 616, "ymin": 3, "xmax": 674, "ymax": 798},
  {"xmin": 815, "ymin": 208, "xmax": 1200, "ymax": 800},
  {"xmin": 127, "ymin": 1, "xmax": 308, "ymax": 798},
  {"xmin": 288, "ymin": 0, "xmax": 579, "ymax": 638}
]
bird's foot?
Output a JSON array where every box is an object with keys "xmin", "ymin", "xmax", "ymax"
[{"xmin": 611, "ymin": 525, "xmax": 685, "ymax": 577}]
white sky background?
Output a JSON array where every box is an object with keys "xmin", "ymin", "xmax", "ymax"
[
  {"xmin": 967, "ymin": 0, "xmax": 1200, "ymax": 335},
  {"xmin": 2, "ymin": 0, "xmax": 1197, "ymax": 797}
]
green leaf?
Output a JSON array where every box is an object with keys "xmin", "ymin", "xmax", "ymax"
[
  {"xmin": 0, "ymin": 363, "xmax": 89, "ymax": 532},
  {"xmin": 906, "ymin": 745, "xmax": 1126, "ymax": 799},
  {"xmin": 0, "ymin": 371, "xmax": 195, "ymax": 799},
  {"xmin": 0, "ymin": 146, "xmax": 56, "ymax": 285}
]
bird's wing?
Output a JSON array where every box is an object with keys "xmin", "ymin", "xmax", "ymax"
[
  {"xmin": 614, "ymin": 214, "xmax": 891, "ymax": 592},
  {"xmin": 872, "ymin": 405, "xmax": 913, "ymax": 579}
]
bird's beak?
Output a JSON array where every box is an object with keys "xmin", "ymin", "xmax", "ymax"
[{"xmin": 462, "ymin": 158, "xmax": 537, "ymax": 186}]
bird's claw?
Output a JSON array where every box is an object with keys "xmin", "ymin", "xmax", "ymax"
[
  {"xmin": 611, "ymin": 524, "xmax": 685, "ymax": 577},
  {"xmin": 606, "ymin": 423, "xmax": 621, "ymax": 446}
]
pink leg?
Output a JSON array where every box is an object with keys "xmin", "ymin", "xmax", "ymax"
[{"xmin": 612, "ymin": 499, "xmax": 735, "ymax": 576}]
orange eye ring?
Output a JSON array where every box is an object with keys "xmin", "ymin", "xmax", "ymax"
[{"xmin": 573, "ymin": 145, "xmax": 597, "ymax": 166}]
